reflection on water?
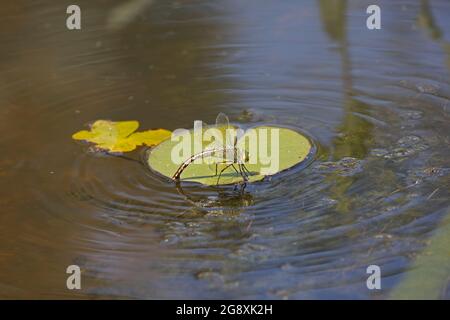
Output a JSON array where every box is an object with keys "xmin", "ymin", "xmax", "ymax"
[{"xmin": 0, "ymin": 0, "xmax": 449, "ymax": 299}]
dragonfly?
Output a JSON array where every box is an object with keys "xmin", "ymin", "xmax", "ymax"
[{"xmin": 171, "ymin": 113, "xmax": 251, "ymax": 185}]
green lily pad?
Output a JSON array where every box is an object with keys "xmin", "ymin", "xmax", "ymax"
[{"xmin": 147, "ymin": 125, "xmax": 313, "ymax": 185}]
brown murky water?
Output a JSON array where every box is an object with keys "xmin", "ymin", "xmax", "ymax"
[{"xmin": 0, "ymin": 0, "xmax": 449, "ymax": 299}]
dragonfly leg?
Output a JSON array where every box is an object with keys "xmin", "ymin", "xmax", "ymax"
[
  {"xmin": 241, "ymin": 163, "xmax": 251, "ymax": 177},
  {"xmin": 237, "ymin": 165, "xmax": 247, "ymax": 192},
  {"xmin": 230, "ymin": 164, "xmax": 240, "ymax": 175},
  {"xmin": 239, "ymin": 181, "xmax": 247, "ymax": 192},
  {"xmin": 217, "ymin": 163, "xmax": 233, "ymax": 185},
  {"xmin": 231, "ymin": 164, "xmax": 246, "ymax": 182},
  {"xmin": 239, "ymin": 163, "xmax": 249, "ymax": 180},
  {"xmin": 238, "ymin": 164, "xmax": 249, "ymax": 182}
]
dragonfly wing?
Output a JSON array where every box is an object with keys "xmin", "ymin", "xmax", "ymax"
[
  {"xmin": 217, "ymin": 112, "xmax": 239, "ymax": 162},
  {"xmin": 207, "ymin": 113, "xmax": 244, "ymax": 177},
  {"xmin": 215, "ymin": 112, "xmax": 230, "ymax": 129},
  {"xmin": 205, "ymin": 113, "xmax": 230, "ymax": 174}
]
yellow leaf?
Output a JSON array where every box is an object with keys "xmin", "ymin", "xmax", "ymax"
[{"xmin": 72, "ymin": 120, "xmax": 171, "ymax": 153}]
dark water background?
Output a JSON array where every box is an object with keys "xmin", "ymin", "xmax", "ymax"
[{"xmin": 0, "ymin": 0, "xmax": 449, "ymax": 299}]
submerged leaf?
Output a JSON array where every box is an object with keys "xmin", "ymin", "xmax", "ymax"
[
  {"xmin": 390, "ymin": 210, "xmax": 450, "ymax": 299},
  {"xmin": 72, "ymin": 120, "xmax": 171, "ymax": 152}
]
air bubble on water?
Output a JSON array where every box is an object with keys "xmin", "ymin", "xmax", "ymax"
[{"xmin": 371, "ymin": 148, "xmax": 389, "ymax": 157}]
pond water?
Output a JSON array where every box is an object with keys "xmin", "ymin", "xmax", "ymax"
[{"xmin": 0, "ymin": 0, "xmax": 449, "ymax": 299}]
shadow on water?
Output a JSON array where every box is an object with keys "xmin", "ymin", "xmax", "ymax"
[{"xmin": 0, "ymin": 0, "xmax": 449, "ymax": 299}]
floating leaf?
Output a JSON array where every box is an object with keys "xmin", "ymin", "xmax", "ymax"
[
  {"xmin": 147, "ymin": 125, "xmax": 314, "ymax": 185},
  {"xmin": 72, "ymin": 120, "xmax": 171, "ymax": 152}
]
